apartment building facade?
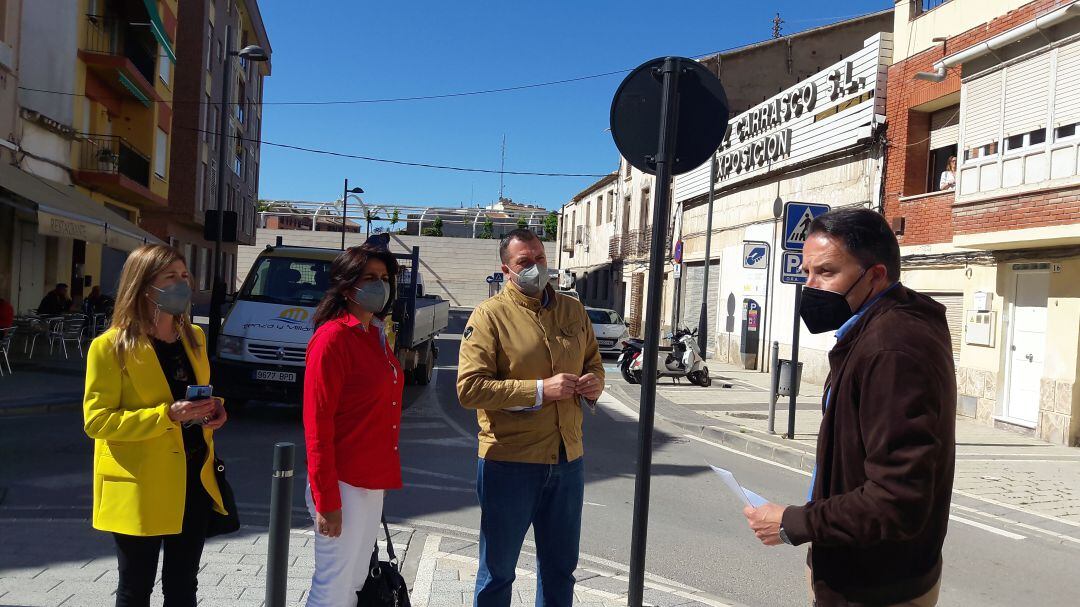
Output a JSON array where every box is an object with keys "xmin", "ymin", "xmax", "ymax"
[
  {"xmin": 885, "ymin": 0, "xmax": 1080, "ymax": 445},
  {"xmin": 142, "ymin": 0, "xmax": 271, "ymax": 302},
  {"xmin": 0, "ymin": 0, "xmax": 167, "ymax": 312}
]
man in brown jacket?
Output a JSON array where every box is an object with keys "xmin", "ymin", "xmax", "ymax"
[
  {"xmin": 743, "ymin": 208, "xmax": 956, "ymax": 606},
  {"xmin": 458, "ymin": 228, "xmax": 605, "ymax": 607}
]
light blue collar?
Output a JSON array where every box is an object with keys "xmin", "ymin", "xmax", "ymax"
[{"xmin": 835, "ymin": 281, "xmax": 899, "ymax": 340}]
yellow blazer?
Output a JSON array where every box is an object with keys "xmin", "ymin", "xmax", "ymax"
[{"xmin": 83, "ymin": 326, "xmax": 226, "ymax": 536}]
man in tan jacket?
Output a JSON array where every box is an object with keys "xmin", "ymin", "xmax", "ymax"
[{"xmin": 458, "ymin": 228, "xmax": 604, "ymax": 607}]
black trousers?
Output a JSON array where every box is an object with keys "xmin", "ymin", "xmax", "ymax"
[{"xmin": 112, "ymin": 465, "xmax": 211, "ymax": 607}]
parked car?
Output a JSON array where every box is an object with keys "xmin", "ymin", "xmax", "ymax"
[{"xmin": 586, "ymin": 307, "xmax": 629, "ymax": 356}]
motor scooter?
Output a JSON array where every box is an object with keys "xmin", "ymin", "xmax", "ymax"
[{"xmin": 626, "ymin": 327, "xmax": 712, "ymax": 387}]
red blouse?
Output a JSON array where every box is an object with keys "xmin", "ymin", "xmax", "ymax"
[{"xmin": 304, "ymin": 313, "xmax": 403, "ymax": 513}]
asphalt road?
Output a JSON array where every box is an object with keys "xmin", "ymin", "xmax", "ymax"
[{"xmin": 1, "ymin": 310, "xmax": 1078, "ymax": 605}]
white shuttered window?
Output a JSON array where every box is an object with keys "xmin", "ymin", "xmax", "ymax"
[
  {"xmin": 1003, "ymin": 54, "xmax": 1051, "ymax": 137},
  {"xmin": 1055, "ymin": 41, "xmax": 1080, "ymax": 128},
  {"xmin": 929, "ymin": 106, "xmax": 960, "ymax": 150},
  {"xmin": 962, "ymin": 71, "xmax": 1003, "ymax": 153}
]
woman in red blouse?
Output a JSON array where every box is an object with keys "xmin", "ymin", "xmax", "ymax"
[{"xmin": 304, "ymin": 244, "xmax": 403, "ymax": 606}]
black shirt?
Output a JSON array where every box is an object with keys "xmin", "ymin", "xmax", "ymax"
[
  {"xmin": 37, "ymin": 292, "xmax": 70, "ymax": 315},
  {"xmin": 151, "ymin": 336, "xmax": 208, "ymax": 465}
]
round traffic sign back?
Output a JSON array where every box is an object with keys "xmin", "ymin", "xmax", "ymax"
[{"xmin": 610, "ymin": 57, "xmax": 730, "ymax": 176}]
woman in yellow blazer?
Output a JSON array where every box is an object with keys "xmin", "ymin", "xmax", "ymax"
[{"xmin": 83, "ymin": 244, "xmax": 228, "ymax": 607}]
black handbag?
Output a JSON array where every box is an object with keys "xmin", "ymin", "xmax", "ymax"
[
  {"xmin": 357, "ymin": 515, "xmax": 411, "ymax": 607},
  {"xmin": 206, "ymin": 457, "xmax": 240, "ymax": 537}
]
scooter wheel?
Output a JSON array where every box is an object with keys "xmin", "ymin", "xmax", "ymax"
[{"xmin": 697, "ymin": 368, "xmax": 712, "ymax": 388}]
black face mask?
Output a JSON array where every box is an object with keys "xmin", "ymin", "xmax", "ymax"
[{"xmin": 799, "ymin": 269, "xmax": 871, "ymax": 334}]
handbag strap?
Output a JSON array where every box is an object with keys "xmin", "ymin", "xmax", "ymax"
[{"xmin": 381, "ymin": 514, "xmax": 398, "ymax": 563}]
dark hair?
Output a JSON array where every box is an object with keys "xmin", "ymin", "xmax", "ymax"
[
  {"xmin": 808, "ymin": 208, "xmax": 901, "ymax": 281},
  {"xmin": 56, "ymin": 283, "xmax": 69, "ymax": 289},
  {"xmin": 313, "ymin": 245, "xmax": 399, "ymax": 328},
  {"xmin": 498, "ymin": 228, "xmax": 541, "ymax": 264}
]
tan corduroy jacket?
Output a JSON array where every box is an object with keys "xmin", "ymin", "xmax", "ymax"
[{"xmin": 457, "ymin": 283, "xmax": 604, "ymax": 464}]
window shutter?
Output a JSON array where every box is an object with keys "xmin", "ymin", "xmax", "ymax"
[
  {"xmin": 962, "ymin": 71, "xmax": 1003, "ymax": 151},
  {"xmin": 1055, "ymin": 41, "xmax": 1080, "ymax": 127},
  {"xmin": 929, "ymin": 106, "xmax": 960, "ymax": 150},
  {"xmin": 1003, "ymin": 54, "xmax": 1051, "ymax": 137},
  {"xmin": 927, "ymin": 292, "xmax": 964, "ymax": 364}
]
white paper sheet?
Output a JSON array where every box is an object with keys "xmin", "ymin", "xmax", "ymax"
[{"xmin": 709, "ymin": 464, "xmax": 769, "ymax": 508}]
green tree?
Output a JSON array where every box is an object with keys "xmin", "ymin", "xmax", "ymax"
[
  {"xmin": 542, "ymin": 212, "xmax": 559, "ymax": 242},
  {"xmin": 390, "ymin": 209, "xmax": 400, "ymax": 233},
  {"xmin": 422, "ymin": 216, "xmax": 444, "ymax": 237},
  {"xmin": 516, "ymin": 216, "xmax": 529, "ymax": 230},
  {"xmin": 479, "ymin": 219, "xmax": 495, "ymax": 239}
]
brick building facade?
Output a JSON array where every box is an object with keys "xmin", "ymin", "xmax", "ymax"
[{"xmin": 884, "ymin": 0, "xmax": 1080, "ymax": 445}]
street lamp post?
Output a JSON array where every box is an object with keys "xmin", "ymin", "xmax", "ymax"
[
  {"xmin": 209, "ymin": 28, "xmax": 268, "ymax": 356},
  {"xmin": 342, "ymin": 179, "xmax": 364, "ymax": 249}
]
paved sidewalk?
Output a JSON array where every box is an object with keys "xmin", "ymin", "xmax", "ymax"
[
  {"xmin": 0, "ymin": 347, "xmax": 85, "ymax": 416},
  {"xmin": 618, "ymin": 360, "xmax": 1080, "ymax": 527},
  {"xmin": 0, "ymin": 518, "xmax": 739, "ymax": 607}
]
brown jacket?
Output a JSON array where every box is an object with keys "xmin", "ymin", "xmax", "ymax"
[
  {"xmin": 782, "ymin": 285, "xmax": 956, "ymax": 606},
  {"xmin": 457, "ymin": 284, "xmax": 604, "ymax": 464}
]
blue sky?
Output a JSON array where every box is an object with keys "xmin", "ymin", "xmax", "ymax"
[{"xmin": 256, "ymin": 0, "xmax": 892, "ymax": 211}]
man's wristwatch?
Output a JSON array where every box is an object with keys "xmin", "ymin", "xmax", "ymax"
[{"xmin": 778, "ymin": 524, "xmax": 793, "ymax": 545}]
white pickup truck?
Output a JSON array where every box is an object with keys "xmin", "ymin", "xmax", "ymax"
[{"xmin": 212, "ymin": 243, "xmax": 449, "ymax": 406}]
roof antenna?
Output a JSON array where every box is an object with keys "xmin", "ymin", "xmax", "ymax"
[{"xmin": 772, "ymin": 12, "xmax": 784, "ymax": 39}]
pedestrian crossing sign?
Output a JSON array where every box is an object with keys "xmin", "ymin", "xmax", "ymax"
[{"xmin": 782, "ymin": 202, "xmax": 831, "ymax": 251}]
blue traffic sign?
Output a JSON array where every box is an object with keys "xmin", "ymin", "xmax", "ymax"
[
  {"xmin": 742, "ymin": 241, "xmax": 770, "ymax": 270},
  {"xmin": 782, "ymin": 202, "xmax": 831, "ymax": 251},
  {"xmin": 781, "ymin": 252, "xmax": 807, "ymax": 285},
  {"xmin": 485, "ymin": 272, "xmax": 505, "ymax": 284}
]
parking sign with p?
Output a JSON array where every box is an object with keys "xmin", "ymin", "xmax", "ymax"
[{"xmin": 781, "ymin": 252, "xmax": 807, "ymax": 284}]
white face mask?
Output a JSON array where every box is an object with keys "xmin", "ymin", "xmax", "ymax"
[{"xmin": 507, "ymin": 262, "xmax": 548, "ymax": 297}]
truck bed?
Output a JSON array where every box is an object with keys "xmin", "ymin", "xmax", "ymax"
[{"xmin": 407, "ymin": 296, "xmax": 450, "ymax": 347}]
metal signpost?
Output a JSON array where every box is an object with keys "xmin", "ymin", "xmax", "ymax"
[
  {"xmin": 610, "ymin": 56, "xmax": 729, "ymax": 607},
  {"xmin": 780, "ymin": 202, "xmax": 829, "ymax": 439}
]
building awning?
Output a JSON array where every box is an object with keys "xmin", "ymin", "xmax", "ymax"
[
  {"xmin": 141, "ymin": 0, "xmax": 177, "ymax": 63},
  {"xmin": 0, "ymin": 163, "xmax": 163, "ymax": 252}
]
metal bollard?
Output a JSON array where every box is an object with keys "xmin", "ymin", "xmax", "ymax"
[
  {"xmin": 265, "ymin": 442, "xmax": 295, "ymax": 607},
  {"xmin": 767, "ymin": 341, "xmax": 780, "ymax": 434}
]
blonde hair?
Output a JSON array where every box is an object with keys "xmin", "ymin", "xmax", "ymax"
[{"xmin": 109, "ymin": 244, "xmax": 198, "ymax": 372}]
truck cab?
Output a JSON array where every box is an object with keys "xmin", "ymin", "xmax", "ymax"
[
  {"xmin": 213, "ymin": 243, "xmax": 449, "ymax": 406},
  {"xmin": 213, "ymin": 246, "xmax": 337, "ymax": 404}
]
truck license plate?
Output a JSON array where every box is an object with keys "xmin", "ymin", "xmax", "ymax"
[{"xmin": 255, "ymin": 370, "xmax": 297, "ymax": 383}]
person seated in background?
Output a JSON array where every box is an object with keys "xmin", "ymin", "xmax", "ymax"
[
  {"xmin": 0, "ymin": 297, "xmax": 13, "ymax": 329},
  {"xmin": 83, "ymin": 286, "xmax": 106, "ymax": 315},
  {"xmin": 38, "ymin": 283, "xmax": 72, "ymax": 315}
]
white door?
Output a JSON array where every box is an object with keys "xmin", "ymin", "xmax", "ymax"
[
  {"xmin": 14, "ymin": 222, "xmax": 45, "ymax": 314},
  {"xmin": 1005, "ymin": 273, "xmax": 1050, "ymax": 424}
]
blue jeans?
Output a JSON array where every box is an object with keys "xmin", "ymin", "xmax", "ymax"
[{"xmin": 474, "ymin": 452, "xmax": 584, "ymax": 607}]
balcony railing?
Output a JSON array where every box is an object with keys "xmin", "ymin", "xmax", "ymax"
[
  {"xmin": 624, "ymin": 227, "xmax": 674, "ymax": 259},
  {"xmin": 78, "ymin": 134, "xmax": 151, "ymax": 188},
  {"xmin": 83, "ymin": 14, "xmax": 156, "ymax": 84}
]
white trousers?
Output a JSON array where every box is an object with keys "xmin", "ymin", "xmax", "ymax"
[{"xmin": 305, "ymin": 481, "xmax": 385, "ymax": 607}]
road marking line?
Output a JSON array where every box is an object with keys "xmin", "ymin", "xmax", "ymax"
[
  {"xmin": 948, "ymin": 514, "xmax": 1026, "ymax": 540},
  {"xmin": 951, "ymin": 503, "xmax": 1080, "ymax": 545},
  {"xmin": 403, "ymin": 482, "xmax": 475, "ymax": 493},
  {"xmin": 683, "ymin": 433, "xmax": 811, "ymax": 477},
  {"xmin": 401, "ymin": 466, "xmax": 474, "ymax": 483},
  {"xmin": 411, "ymin": 534, "xmax": 442, "ymax": 607},
  {"xmin": 584, "ymin": 501, "xmax": 608, "ymax": 507},
  {"xmin": 681, "ymin": 434, "xmax": 1056, "ymax": 542},
  {"xmin": 953, "ymin": 489, "xmax": 1080, "ymax": 529}
]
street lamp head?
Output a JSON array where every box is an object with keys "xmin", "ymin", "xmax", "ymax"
[
  {"xmin": 347, "ymin": 187, "xmax": 365, "ymax": 194},
  {"xmin": 235, "ymin": 45, "xmax": 269, "ymax": 62}
]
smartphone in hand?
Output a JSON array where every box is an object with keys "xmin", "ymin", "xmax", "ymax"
[{"xmin": 184, "ymin": 385, "xmax": 214, "ymax": 426}]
